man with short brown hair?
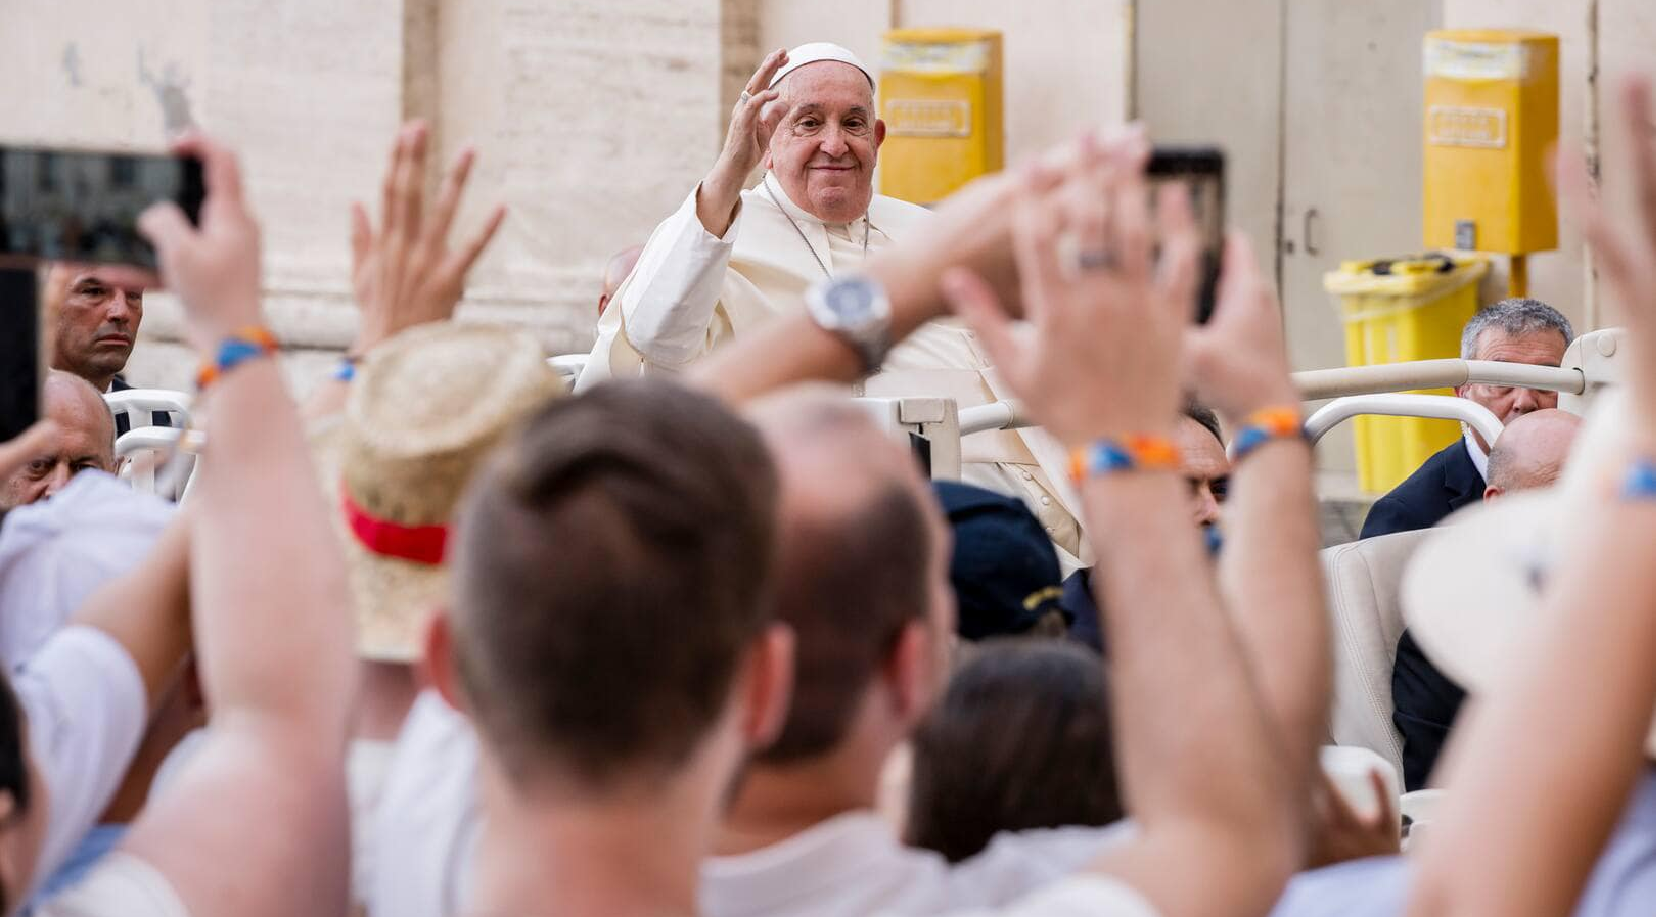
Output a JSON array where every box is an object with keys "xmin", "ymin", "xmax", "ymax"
[{"xmin": 420, "ymin": 379, "xmax": 795, "ymax": 917}]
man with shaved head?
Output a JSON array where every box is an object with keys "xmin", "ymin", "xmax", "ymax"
[
  {"xmin": 1, "ymin": 371, "xmax": 117, "ymax": 509},
  {"xmin": 580, "ymin": 43, "xmax": 1089, "ymax": 565},
  {"xmin": 1483, "ymin": 408, "xmax": 1582, "ymax": 500},
  {"xmin": 1392, "ymin": 407, "xmax": 1583, "ymax": 791}
]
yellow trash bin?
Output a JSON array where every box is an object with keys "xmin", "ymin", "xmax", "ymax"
[{"xmin": 1323, "ymin": 254, "xmax": 1490, "ymax": 494}]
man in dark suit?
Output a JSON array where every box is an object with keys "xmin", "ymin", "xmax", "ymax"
[
  {"xmin": 45, "ymin": 265, "xmax": 172, "ymax": 434},
  {"xmin": 1363, "ymin": 298, "xmax": 1573, "ymax": 789}
]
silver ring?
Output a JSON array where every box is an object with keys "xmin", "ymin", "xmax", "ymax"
[
  {"xmin": 1075, "ymin": 249, "xmax": 1116, "ymax": 272},
  {"xmin": 739, "ymin": 90, "xmax": 752, "ymax": 104}
]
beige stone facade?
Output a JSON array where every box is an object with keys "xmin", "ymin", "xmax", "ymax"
[{"xmin": 3, "ymin": 0, "xmax": 1648, "ymax": 429}]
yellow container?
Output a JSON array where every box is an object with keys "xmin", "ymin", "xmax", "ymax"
[
  {"xmin": 877, "ymin": 28, "xmax": 1003, "ymax": 204},
  {"xmin": 1422, "ymin": 30, "xmax": 1558, "ymax": 254},
  {"xmin": 1324, "ymin": 254, "xmax": 1490, "ymax": 494}
]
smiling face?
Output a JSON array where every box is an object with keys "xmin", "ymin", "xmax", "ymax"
[
  {"xmin": 48, "ymin": 267, "xmax": 144, "ymax": 389},
  {"xmin": 763, "ymin": 61, "xmax": 885, "ymax": 224}
]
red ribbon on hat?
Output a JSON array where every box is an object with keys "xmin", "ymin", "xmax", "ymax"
[{"xmin": 341, "ymin": 488, "xmax": 449, "ymax": 566}]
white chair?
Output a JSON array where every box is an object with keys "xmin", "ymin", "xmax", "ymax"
[
  {"xmin": 547, "ymin": 354, "xmax": 588, "ymax": 386},
  {"xmin": 104, "ymin": 388, "xmax": 193, "ymax": 430},
  {"xmin": 117, "ymin": 426, "xmax": 205, "ymax": 500},
  {"xmin": 1319, "ymin": 528, "xmax": 1433, "ymax": 780}
]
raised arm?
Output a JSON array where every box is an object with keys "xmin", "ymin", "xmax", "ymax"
[
  {"xmin": 1405, "ymin": 74, "xmax": 1657, "ymax": 917},
  {"xmin": 116, "ymin": 135, "xmax": 358, "ymax": 917},
  {"xmin": 945, "ymin": 136, "xmax": 1301, "ymax": 917},
  {"xmin": 305, "ymin": 120, "xmax": 506, "ymax": 420},
  {"xmin": 1185, "ymin": 234, "xmax": 1330, "ymax": 817}
]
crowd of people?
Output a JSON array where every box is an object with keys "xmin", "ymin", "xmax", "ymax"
[{"xmin": 0, "ymin": 39, "xmax": 1651, "ymax": 917}]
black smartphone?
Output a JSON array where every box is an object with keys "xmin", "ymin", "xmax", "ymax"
[
  {"xmin": 0, "ymin": 268, "xmax": 40, "ymax": 443},
  {"xmin": 1146, "ymin": 146, "xmax": 1225, "ymax": 323},
  {"xmin": 0, "ymin": 145, "xmax": 204, "ymax": 270}
]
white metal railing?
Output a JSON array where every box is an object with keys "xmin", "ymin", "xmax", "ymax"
[
  {"xmin": 1303, "ymin": 394, "xmax": 1502, "ymax": 447},
  {"xmin": 1292, "ymin": 359, "xmax": 1584, "ymax": 401}
]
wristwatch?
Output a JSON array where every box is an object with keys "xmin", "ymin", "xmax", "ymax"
[{"xmin": 804, "ymin": 274, "xmax": 892, "ymax": 374}]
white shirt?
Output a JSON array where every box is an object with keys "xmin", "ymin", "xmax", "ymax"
[
  {"xmin": 0, "ymin": 472, "xmax": 173, "ymax": 668},
  {"xmin": 365, "ymin": 691, "xmax": 480, "ymax": 917},
  {"xmin": 700, "ymin": 810, "xmax": 1137, "ymax": 917},
  {"xmin": 1462, "ymin": 428, "xmax": 1490, "ymax": 484},
  {"xmin": 36, "ymin": 853, "xmax": 189, "ymax": 917},
  {"xmin": 14, "ymin": 627, "xmax": 148, "ymax": 897},
  {"xmin": 348, "ymin": 739, "xmax": 395, "ymax": 909},
  {"xmin": 909, "ymin": 875, "xmax": 1159, "ymax": 917}
]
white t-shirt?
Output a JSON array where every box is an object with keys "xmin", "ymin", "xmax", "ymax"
[
  {"xmin": 700, "ymin": 811, "xmax": 1136, "ymax": 917},
  {"xmin": 912, "ymin": 875, "xmax": 1159, "ymax": 917},
  {"xmin": 0, "ymin": 472, "xmax": 173, "ymax": 668},
  {"xmin": 349, "ymin": 739, "xmax": 395, "ymax": 908},
  {"xmin": 36, "ymin": 852, "xmax": 189, "ymax": 917},
  {"xmin": 14, "ymin": 627, "xmax": 148, "ymax": 897},
  {"xmin": 366, "ymin": 691, "xmax": 481, "ymax": 917}
]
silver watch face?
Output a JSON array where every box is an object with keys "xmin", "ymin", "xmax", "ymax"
[{"xmin": 822, "ymin": 278, "xmax": 878, "ymax": 326}]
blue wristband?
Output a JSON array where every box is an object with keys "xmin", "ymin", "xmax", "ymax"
[{"xmin": 1620, "ymin": 458, "xmax": 1656, "ymax": 501}]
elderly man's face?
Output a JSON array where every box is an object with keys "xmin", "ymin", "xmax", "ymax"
[
  {"xmin": 1457, "ymin": 328, "xmax": 1568, "ymax": 452},
  {"xmin": 48, "ymin": 267, "xmax": 144, "ymax": 388},
  {"xmin": 1, "ymin": 376, "xmax": 117, "ymax": 509},
  {"xmin": 765, "ymin": 62, "xmax": 885, "ymax": 225}
]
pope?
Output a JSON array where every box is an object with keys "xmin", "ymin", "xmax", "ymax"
[{"xmin": 580, "ymin": 42, "xmax": 1087, "ymax": 564}]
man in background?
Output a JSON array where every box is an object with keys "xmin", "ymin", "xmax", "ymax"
[{"xmin": 1391, "ymin": 407, "xmax": 1583, "ymax": 790}]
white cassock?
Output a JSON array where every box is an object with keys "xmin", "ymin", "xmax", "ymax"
[{"xmin": 578, "ymin": 171, "xmax": 1089, "ymax": 567}]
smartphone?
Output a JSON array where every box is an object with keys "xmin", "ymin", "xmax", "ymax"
[
  {"xmin": 1147, "ymin": 146, "xmax": 1225, "ymax": 323},
  {"xmin": 0, "ymin": 145, "xmax": 204, "ymax": 270},
  {"xmin": 0, "ymin": 268, "xmax": 40, "ymax": 443}
]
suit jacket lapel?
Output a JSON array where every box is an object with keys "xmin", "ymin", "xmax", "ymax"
[{"xmin": 1441, "ymin": 440, "xmax": 1485, "ymax": 510}]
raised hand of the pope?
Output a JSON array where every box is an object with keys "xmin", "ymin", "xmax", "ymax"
[{"xmin": 697, "ymin": 48, "xmax": 789, "ymax": 237}]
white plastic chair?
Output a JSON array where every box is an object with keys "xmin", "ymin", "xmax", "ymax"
[
  {"xmin": 104, "ymin": 388, "xmax": 193, "ymax": 430},
  {"xmin": 547, "ymin": 354, "xmax": 588, "ymax": 386},
  {"xmin": 117, "ymin": 425, "xmax": 205, "ymax": 500}
]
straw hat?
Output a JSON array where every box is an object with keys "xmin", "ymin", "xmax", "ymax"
[
  {"xmin": 1400, "ymin": 390, "xmax": 1652, "ymax": 750},
  {"xmin": 316, "ymin": 322, "xmax": 564, "ymax": 662}
]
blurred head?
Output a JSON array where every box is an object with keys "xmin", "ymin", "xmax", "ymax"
[
  {"xmin": 1177, "ymin": 402, "xmax": 1228, "ymax": 529},
  {"xmin": 745, "ymin": 389, "xmax": 953, "ymax": 768},
  {"xmin": 1483, "ymin": 408, "xmax": 1582, "ymax": 500},
  {"xmin": 46, "ymin": 265, "xmax": 145, "ymax": 389},
  {"xmin": 1457, "ymin": 299, "xmax": 1573, "ymax": 452},
  {"xmin": 905, "ymin": 639, "xmax": 1121, "ymax": 862},
  {"xmin": 763, "ymin": 61, "xmax": 884, "ymax": 224},
  {"xmin": 431, "ymin": 380, "xmax": 791, "ymax": 799},
  {"xmin": 597, "ymin": 244, "xmax": 644, "ymax": 318},
  {"xmin": 0, "ymin": 672, "xmax": 49, "ymax": 917},
  {"xmin": 0, "ymin": 371, "xmax": 117, "ymax": 510},
  {"xmin": 933, "ymin": 481, "xmax": 1066, "ymax": 641}
]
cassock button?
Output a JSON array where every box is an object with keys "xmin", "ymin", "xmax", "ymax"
[
  {"xmin": 1040, "ymin": 496, "xmax": 1052, "ymax": 506},
  {"xmin": 1021, "ymin": 471, "xmax": 1034, "ymax": 482}
]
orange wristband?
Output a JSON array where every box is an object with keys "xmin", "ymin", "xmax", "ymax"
[{"xmin": 1068, "ymin": 434, "xmax": 1182, "ymax": 483}]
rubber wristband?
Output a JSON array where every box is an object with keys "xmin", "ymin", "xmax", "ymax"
[
  {"xmin": 331, "ymin": 357, "xmax": 358, "ymax": 382},
  {"xmin": 1620, "ymin": 457, "xmax": 1655, "ymax": 502},
  {"xmin": 196, "ymin": 326, "xmax": 278, "ymax": 390},
  {"xmin": 1068, "ymin": 434, "xmax": 1181, "ymax": 484},
  {"xmin": 1230, "ymin": 406, "xmax": 1308, "ymax": 463}
]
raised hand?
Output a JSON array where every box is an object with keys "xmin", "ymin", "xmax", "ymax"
[
  {"xmin": 138, "ymin": 134, "xmax": 266, "ymax": 353},
  {"xmin": 348, "ymin": 121, "xmax": 507, "ymax": 357},
  {"xmin": 942, "ymin": 131, "xmax": 1201, "ymax": 447},
  {"xmin": 1182, "ymin": 232, "xmax": 1300, "ymax": 423},
  {"xmin": 1557, "ymin": 75, "xmax": 1654, "ymax": 445},
  {"xmin": 696, "ymin": 48, "xmax": 790, "ymax": 236}
]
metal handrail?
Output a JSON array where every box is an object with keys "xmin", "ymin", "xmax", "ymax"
[
  {"xmin": 1303, "ymin": 394, "xmax": 1503, "ymax": 447},
  {"xmin": 1293, "ymin": 360, "xmax": 1584, "ymax": 401}
]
